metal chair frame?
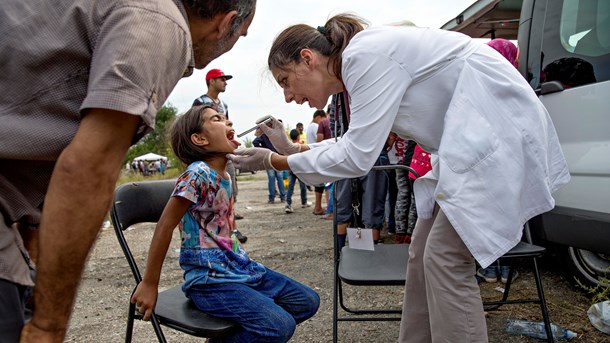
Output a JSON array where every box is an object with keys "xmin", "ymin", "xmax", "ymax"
[
  {"xmin": 331, "ymin": 165, "xmax": 555, "ymax": 342},
  {"xmin": 482, "ymin": 223, "xmax": 555, "ymax": 342},
  {"xmin": 332, "ymin": 165, "xmax": 414, "ymax": 342}
]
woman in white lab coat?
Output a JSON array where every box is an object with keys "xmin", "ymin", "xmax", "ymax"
[{"xmin": 228, "ymin": 14, "xmax": 570, "ymax": 342}]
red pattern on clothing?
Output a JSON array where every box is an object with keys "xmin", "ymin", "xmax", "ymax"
[
  {"xmin": 394, "ymin": 136, "xmax": 406, "ymax": 164},
  {"xmin": 409, "ymin": 145, "xmax": 432, "ymax": 179}
]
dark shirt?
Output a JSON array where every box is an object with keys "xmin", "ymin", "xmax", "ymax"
[
  {"xmin": 252, "ymin": 134, "xmax": 278, "ymax": 153},
  {"xmin": 317, "ymin": 118, "xmax": 332, "ymax": 141}
]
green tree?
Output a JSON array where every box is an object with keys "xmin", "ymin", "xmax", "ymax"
[
  {"xmin": 242, "ymin": 136, "xmax": 253, "ymax": 148},
  {"xmin": 124, "ymin": 104, "xmax": 179, "ymax": 164}
]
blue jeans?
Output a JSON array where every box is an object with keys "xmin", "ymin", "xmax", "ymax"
[
  {"xmin": 334, "ymin": 153, "xmax": 389, "ymax": 228},
  {"xmin": 386, "ymin": 169, "xmax": 397, "ymax": 232},
  {"xmin": 286, "ymin": 172, "xmax": 307, "ymax": 206},
  {"xmin": 326, "ymin": 183, "xmax": 334, "ymax": 215},
  {"xmin": 266, "ymin": 169, "xmax": 286, "ymax": 201},
  {"xmin": 186, "ymin": 268, "xmax": 320, "ymax": 343}
]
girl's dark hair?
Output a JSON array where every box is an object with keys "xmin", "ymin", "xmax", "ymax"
[
  {"xmin": 268, "ymin": 13, "xmax": 368, "ymax": 79},
  {"xmin": 170, "ymin": 105, "xmax": 226, "ymax": 165},
  {"xmin": 182, "ymin": 0, "xmax": 256, "ymax": 36}
]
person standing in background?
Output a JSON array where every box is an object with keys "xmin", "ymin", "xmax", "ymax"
[
  {"xmin": 285, "ymin": 129, "xmax": 309, "ymax": 213},
  {"xmin": 253, "ymin": 126, "xmax": 286, "ymax": 204},
  {"xmin": 296, "ymin": 122, "xmax": 306, "ymax": 144},
  {"xmin": 307, "ymin": 109, "xmax": 328, "ymax": 215},
  {"xmin": 306, "ymin": 109, "xmax": 326, "ymax": 146}
]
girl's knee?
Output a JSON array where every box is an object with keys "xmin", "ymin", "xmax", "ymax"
[
  {"xmin": 306, "ymin": 290, "xmax": 321, "ymax": 317},
  {"xmin": 293, "ymin": 289, "xmax": 320, "ymax": 323},
  {"xmin": 264, "ymin": 313, "xmax": 296, "ymax": 342}
]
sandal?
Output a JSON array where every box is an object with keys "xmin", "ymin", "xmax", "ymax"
[{"xmin": 312, "ymin": 209, "xmax": 325, "ymax": 215}]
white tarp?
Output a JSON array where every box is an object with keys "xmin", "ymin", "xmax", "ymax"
[{"xmin": 133, "ymin": 152, "xmax": 167, "ymax": 161}]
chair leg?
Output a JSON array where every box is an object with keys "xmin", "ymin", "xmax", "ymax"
[
  {"xmin": 125, "ymin": 303, "xmax": 136, "ymax": 343},
  {"xmin": 531, "ymin": 257, "xmax": 554, "ymax": 343},
  {"xmin": 337, "ymin": 278, "xmax": 350, "ymax": 313},
  {"xmin": 484, "ymin": 261, "xmax": 515, "ymax": 311},
  {"xmin": 150, "ymin": 313, "xmax": 168, "ymax": 343},
  {"xmin": 333, "ymin": 263, "xmax": 339, "ymax": 343}
]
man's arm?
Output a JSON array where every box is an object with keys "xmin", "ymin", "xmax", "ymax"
[{"xmin": 20, "ymin": 108, "xmax": 141, "ymax": 343}]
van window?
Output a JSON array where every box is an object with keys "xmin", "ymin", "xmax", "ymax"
[
  {"xmin": 535, "ymin": 0, "xmax": 610, "ymax": 87},
  {"xmin": 560, "ymin": 0, "xmax": 610, "ymax": 56}
]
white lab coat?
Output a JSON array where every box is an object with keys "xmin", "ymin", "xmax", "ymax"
[{"xmin": 288, "ymin": 26, "xmax": 570, "ymax": 267}]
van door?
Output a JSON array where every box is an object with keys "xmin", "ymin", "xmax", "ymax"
[{"xmin": 526, "ymin": 0, "xmax": 610, "ymax": 286}]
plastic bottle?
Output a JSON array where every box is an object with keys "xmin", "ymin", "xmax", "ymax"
[{"xmin": 506, "ymin": 319, "xmax": 577, "ymax": 340}]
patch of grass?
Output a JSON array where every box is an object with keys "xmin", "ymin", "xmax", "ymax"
[
  {"xmin": 576, "ymin": 268, "xmax": 610, "ymax": 304},
  {"xmin": 236, "ymin": 175, "xmax": 258, "ymax": 181}
]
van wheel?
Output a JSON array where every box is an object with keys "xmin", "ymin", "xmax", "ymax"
[{"xmin": 562, "ymin": 246, "xmax": 610, "ymax": 288}]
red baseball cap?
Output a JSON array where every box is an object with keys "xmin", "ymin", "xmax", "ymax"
[{"xmin": 205, "ymin": 69, "xmax": 233, "ymax": 81}]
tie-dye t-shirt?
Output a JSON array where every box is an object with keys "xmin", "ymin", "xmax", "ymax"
[{"xmin": 173, "ymin": 161, "xmax": 265, "ymax": 291}]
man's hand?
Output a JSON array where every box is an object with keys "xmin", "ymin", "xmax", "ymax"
[
  {"xmin": 227, "ymin": 147, "xmax": 276, "ymax": 171},
  {"xmin": 256, "ymin": 116, "xmax": 301, "ymax": 155},
  {"xmin": 131, "ymin": 281, "xmax": 158, "ymax": 321}
]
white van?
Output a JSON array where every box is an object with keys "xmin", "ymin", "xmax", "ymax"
[{"xmin": 442, "ymin": 0, "xmax": 610, "ymax": 287}]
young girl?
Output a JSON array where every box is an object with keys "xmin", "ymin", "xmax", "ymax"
[{"xmin": 131, "ymin": 105, "xmax": 319, "ymax": 342}]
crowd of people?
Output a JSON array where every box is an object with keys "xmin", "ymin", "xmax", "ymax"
[
  {"xmin": 1, "ymin": 1, "xmax": 571, "ymax": 342},
  {"xmin": 128, "ymin": 159, "xmax": 168, "ymax": 176},
  {"xmin": 252, "ymin": 105, "xmax": 431, "ymax": 252}
]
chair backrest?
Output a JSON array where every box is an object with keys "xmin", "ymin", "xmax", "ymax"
[
  {"xmin": 110, "ymin": 179, "xmax": 177, "ymax": 282},
  {"xmin": 112, "ymin": 180, "xmax": 176, "ymax": 230}
]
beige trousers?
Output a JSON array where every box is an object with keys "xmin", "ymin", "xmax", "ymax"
[{"xmin": 398, "ymin": 205, "xmax": 488, "ymax": 342}]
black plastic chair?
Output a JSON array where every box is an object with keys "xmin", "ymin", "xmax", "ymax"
[
  {"xmin": 110, "ymin": 180, "xmax": 240, "ymax": 342},
  {"xmin": 332, "ymin": 165, "xmax": 414, "ymax": 342},
  {"xmin": 482, "ymin": 223, "xmax": 555, "ymax": 343}
]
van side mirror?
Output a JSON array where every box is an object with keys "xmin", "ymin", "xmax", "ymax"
[{"xmin": 535, "ymin": 81, "xmax": 565, "ymax": 95}]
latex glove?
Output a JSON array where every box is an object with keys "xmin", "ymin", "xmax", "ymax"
[
  {"xmin": 256, "ymin": 115, "xmax": 301, "ymax": 155},
  {"xmin": 227, "ymin": 147, "xmax": 276, "ymax": 172}
]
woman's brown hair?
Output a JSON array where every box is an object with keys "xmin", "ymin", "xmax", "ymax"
[
  {"xmin": 170, "ymin": 105, "xmax": 226, "ymax": 165},
  {"xmin": 268, "ymin": 13, "xmax": 368, "ymax": 80}
]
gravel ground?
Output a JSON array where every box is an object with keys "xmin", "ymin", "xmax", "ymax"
[{"xmin": 65, "ymin": 173, "xmax": 608, "ymax": 342}]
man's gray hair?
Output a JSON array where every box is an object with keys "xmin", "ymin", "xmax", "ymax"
[{"xmin": 183, "ymin": 0, "xmax": 256, "ymax": 36}]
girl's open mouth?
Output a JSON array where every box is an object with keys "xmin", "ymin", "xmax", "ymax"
[{"xmin": 227, "ymin": 131, "xmax": 240, "ymax": 148}]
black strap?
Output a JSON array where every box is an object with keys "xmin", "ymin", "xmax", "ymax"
[
  {"xmin": 338, "ymin": 91, "xmax": 349, "ymax": 133},
  {"xmin": 350, "ymin": 178, "xmax": 363, "ymax": 228},
  {"xmin": 336, "ymin": 91, "xmax": 362, "ymax": 227}
]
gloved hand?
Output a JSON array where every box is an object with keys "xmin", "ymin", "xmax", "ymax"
[
  {"xmin": 256, "ymin": 115, "xmax": 301, "ymax": 155},
  {"xmin": 227, "ymin": 147, "xmax": 276, "ymax": 172}
]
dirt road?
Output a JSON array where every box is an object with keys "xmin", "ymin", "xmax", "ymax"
[{"xmin": 65, "ymin": 174, "xmax": 607, "ymax": 342}]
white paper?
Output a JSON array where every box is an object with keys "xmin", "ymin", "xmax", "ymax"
[{"xmin": 347, "ymin": 227, "xmax": 375, "ymax": 251}]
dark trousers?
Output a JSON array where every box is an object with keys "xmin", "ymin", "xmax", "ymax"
[{"xmin": 0, "ymin": 278, "xmax": 32, "ymax": 343}]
